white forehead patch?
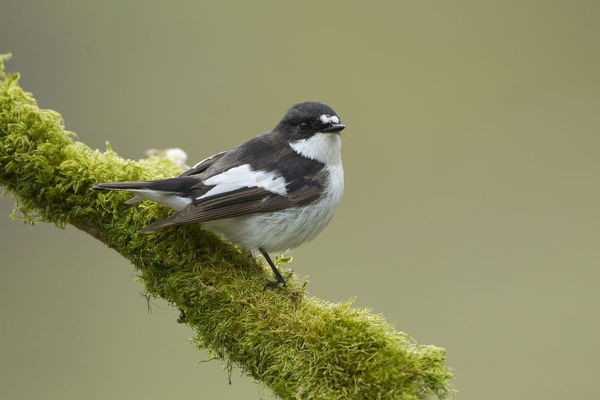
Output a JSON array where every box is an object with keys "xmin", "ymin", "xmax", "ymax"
[{"xmin": 319, "ymin": 114, "xmax": 340, "ymax": 125}]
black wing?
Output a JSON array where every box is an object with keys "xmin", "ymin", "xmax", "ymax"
[
  {"xmin": 179, "ymin": 151, "xmax": 229, "ymax": 177},
  {"xmin": 141, "ymin": 182, "xmax": 323, "ymax": 232}
]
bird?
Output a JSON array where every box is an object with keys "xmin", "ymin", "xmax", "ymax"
[{"xmin": 93, "ymin": 101, "xmax": 346, "ymax": 287}]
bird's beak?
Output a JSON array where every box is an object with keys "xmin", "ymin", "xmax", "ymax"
[{"xmin": 321, "ymin": 123, "xmax": 346, "ymax": 133}]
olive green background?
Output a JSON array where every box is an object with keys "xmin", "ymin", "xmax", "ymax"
[{"xmin": 1, "ymin": 1, "xmax": 599, "ymax": 399}]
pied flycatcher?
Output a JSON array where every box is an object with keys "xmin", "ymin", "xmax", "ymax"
[{"xmin": 93, "ymin": 101, "xmax": 346, "ymax": 287}]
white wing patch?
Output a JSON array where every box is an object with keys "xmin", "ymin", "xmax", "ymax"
[
  {"xmin": 319, "ymin": 114, "xmax": 340, "ymax": 125},
  {"xmin": 197, "ymin": 164, "xmax": 287, "ymax": 200}
]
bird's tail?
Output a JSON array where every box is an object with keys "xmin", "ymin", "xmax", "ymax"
[
  {"xmin": 93, "ymin": 181, "xmax": 157, "ymax": 191},
  {"xmin": 93, "ymin": 177, "xmax": 198, "ymax": 208},
  {"xmin": 93, "ymin": 181, "xmax": 155, "ymax": 204},
  {"xmin": 93, "ymin": 176, "xmax": 198, "ymax": 193}
]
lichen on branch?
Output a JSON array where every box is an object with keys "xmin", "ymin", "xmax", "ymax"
[{"xmin": 0, "ymin": 54, "xmax": 454, "ymax": 400}]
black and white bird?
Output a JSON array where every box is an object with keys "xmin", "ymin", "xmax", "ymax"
[{"xmin": 93, "ymin": 102, "xmax": 345, "ymax": 287}]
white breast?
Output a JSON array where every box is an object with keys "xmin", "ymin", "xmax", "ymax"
[{"xmin": 204, "ymin": 163, "xmax": 344, "ymax": 253}]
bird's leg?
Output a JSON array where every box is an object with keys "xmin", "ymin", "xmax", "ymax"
[{"xmin": 259, "ymin": 247, "xmax": 287, "ymax": 288}]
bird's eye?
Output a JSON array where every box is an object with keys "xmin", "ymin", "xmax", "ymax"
[{"xmin": 299, "ymin": 122, "xmax": 310, "ymax": 132}]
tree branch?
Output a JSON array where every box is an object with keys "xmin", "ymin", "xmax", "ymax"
[{"xmin": 0, "ymin": 54, "xmax": 454, "ymax": 400}]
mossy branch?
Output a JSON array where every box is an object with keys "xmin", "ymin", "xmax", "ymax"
[{"xmin": 0, "ymin": 54, "xmax": 454, "ymax": 400}]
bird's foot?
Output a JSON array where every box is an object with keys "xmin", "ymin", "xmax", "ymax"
[{"xmin": 263, "ymin": 275, "xmax": 287, "ymax": 290}]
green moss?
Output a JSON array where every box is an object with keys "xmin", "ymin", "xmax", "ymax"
[{"xmin": 0, "ymin": 55, "xmax": 454, "ymax": 399}]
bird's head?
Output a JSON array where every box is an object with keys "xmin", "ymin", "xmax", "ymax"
[
  {"xmin": 276, "ymin": 102, "xmax": 345, "ymax": 165},
  {"xmin": 275, "ymin": 101, "xmax": 345, "ymax": 139}
]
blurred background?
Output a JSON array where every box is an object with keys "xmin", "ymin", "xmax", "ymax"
[{"xmin": 1, "ymin": 1, "xmax": 599, "ymax": 399}]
